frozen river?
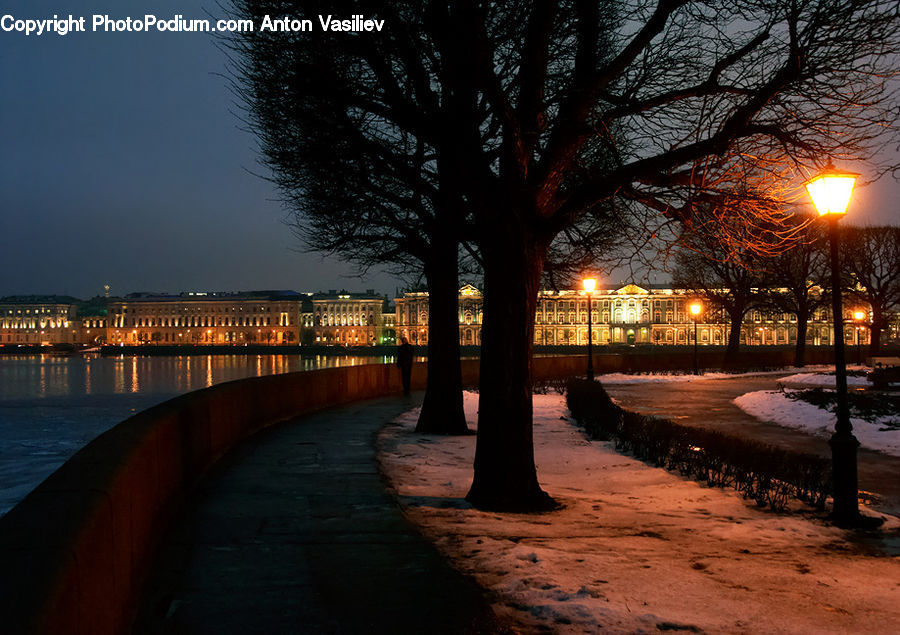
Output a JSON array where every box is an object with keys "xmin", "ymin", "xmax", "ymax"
[{"xmin": 0, "ymin": 353, "xmax": 396, "ymax": 516}]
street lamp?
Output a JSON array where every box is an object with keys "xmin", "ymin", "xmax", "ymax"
[
  {"xmin": 583, "ymin": 277, "xmax": 597, "ymax": 380},
  {"xmin": 853, "ymin": 309, "xmax": 867, "ymax": 366},
  {"xmin": 805, "ymin": 164, "xmax": 859, "ymax": 525},
  {"xmin": 689, "ymin": 301, "xmax": 703, "ymax": 375}
]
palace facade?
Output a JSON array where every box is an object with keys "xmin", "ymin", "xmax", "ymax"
[
  {"xmin": 394, "ymin": 283, "xmax": 871, "ymax": 348},
  {"xmin": 0, "ymin": 297, "xmax": 80, "ymax": 345},
  {"xmin": 106, "ymin": 291, "xmax": 305, "ymax": 345},
  {"xmin": 304, "ymin": 290, "xmax": 390, "ymax": 345}
]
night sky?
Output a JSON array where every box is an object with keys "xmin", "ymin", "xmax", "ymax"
[
  {"xmin": 0, "ymin": 0, "xmax": 401, "ymax": 300},
  {"xmin": 1, "ymin": 0, "xmax": 897, "ymax": 300}
]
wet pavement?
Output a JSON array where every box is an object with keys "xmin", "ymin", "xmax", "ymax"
[
  {"xmin": 604, "ymin": 374, "xmax": 900, "ymax": 517},
  {"xmin": 134, "ymin": 394, "xmax": 510, "ymax": 635}
]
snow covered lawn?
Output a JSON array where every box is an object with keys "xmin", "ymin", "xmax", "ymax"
[
  {"xmin": 777, "ymin": 369, "xmax": 871, "ymax": 388},
  {"xmin": 734, "ymin": 390, "xmax": 900, "ymax": 457},
  {"xmin": 377, "ymin": 393, "xmax": 900, "ymax": 634}
]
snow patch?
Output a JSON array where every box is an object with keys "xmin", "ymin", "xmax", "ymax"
[
  {"xmin": 598, "ymin": 366, "xmax": 831, "ymax": 385},
  {"xmin": 378, "ymin": 392, "xmax": 900, "ymax": 633},
  {"xmin": 777, "ymin": 369, "xmax": 870, "ymax": 388},
  {"xmin": 734, "ymin": 390, "xmax": 900, "ymax": 457}
]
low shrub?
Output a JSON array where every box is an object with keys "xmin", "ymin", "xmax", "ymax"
[
  {"xmin": 566, "ymin": 378, "xmax": 832, "ymax": 512},
  {"xmin": 785, "ymin": 387, "xmax": 900, "ymax": 424}
]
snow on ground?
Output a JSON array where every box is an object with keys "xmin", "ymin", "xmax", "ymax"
[
  {"xmin": 777, "ymin": 368, "xmax": 871, "ymax": 388},
  {"xmin": 598, "ymin": 367, "xmax": 830, "ymax": 385},
  {"xmin": 378, "ymin": 393, "xmax": 900, "ymax": 634},
  {"xmin": 734, "ymin": 390, "xmax": 900, "ymax": 458}
]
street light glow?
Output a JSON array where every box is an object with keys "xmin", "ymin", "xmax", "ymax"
[
  {"xmin": 689, "ymin": 302, "xmax": 703, "ymax": 316},
  {"xmin": 853, "ymin": 310, "xmax": 866, "ymax": 321},
  {"xmin": 806, "ymin": 163, "xmax": 860, "ymax": 525},
  {"xmin": 582, "ymin": 278, "xmax": 596, "ymax": 293},
  {"xmin": 804, "ymin": 168, "xmax": 859, "ymax": 216}
]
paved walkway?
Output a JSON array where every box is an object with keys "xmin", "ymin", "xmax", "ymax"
[
  {"xmin": 135, "ymin": 395, "xmax": 510, "ymax": 635},
  {"xmin": 605, "ymin": 375, "xmax": 900, "ymax": 517}
]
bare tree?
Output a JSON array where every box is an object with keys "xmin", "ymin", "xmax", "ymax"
[
  {"xmin": 671, "ymin": 226, "xmax": 768, "ymax": 362},
  {"xmin": 455, "ymin": 0, "xmax": 900, "ymax": 511},
  {"xmin": 842, "ymin": 226, "xmax": 900, "ymax": 356},
  {"xmin": 227, "ymin": 1, "xmax": 472, "ymax": 435},
  {"xmin": 759, "ymin": 220, "xmax": 831, "ymax": 367},
  {"xmin": 230, "ymin": 0, "xmax": 899, "ymax": 511}
]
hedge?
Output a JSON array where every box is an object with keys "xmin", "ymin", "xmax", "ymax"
[{"xmin": 565, "ymin": 378, "xmax": 831, "ymax": 512}]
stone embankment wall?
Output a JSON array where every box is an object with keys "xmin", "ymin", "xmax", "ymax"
[{"xmin": 0, "ymin": 350, "xmax": 833, "ymax": 633}]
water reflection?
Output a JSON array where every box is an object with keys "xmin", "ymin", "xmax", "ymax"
[
  {"xmin": 0, "ymin": 353, "xmax": 402, "ymax": 517},
  {"xmin": 0, "ymin": 353, "xmax": 400, "ymax": 401}
]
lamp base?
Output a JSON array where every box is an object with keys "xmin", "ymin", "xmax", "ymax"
[{"xmin": 829, "ymin": 430, "xmax": 860, "ymax": 526}]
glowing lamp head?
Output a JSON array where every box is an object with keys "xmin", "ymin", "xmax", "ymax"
[
  {"xmin": 582, "ymin": 278, "xmax": 597, "ymax": 293},
  {"xmin": 804, "ymin": 167, "xmax": 858, "ymax": 217},
  {"xmin": 689, "ymin": 302, "xmax": 703, "ymax": 316},
  {"xmin": 853, "ymin": 310, "xmax": 866, "ymax": 321}
]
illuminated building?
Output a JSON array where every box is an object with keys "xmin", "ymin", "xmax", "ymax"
[
  {"xmin": 394, "ymin": 283, "xmax": 869, "ymax": 348},
  {"xmin": 0, "ymin": 284, "xmax": 873, "ymax": 349},
  {"xmin": 309, "ymin": 290, "xmax": 390, "ymax": 345},
  {"xmin": 394, "ymin": 284, "xmax": 482, "ymax": 346},
  {"xmin": 0, "ymin": 297, "xmax": 79, "ymax": 345},
  {"xmin": 105, "ymin": 291, "xmax": 304, "ymax": 346}
]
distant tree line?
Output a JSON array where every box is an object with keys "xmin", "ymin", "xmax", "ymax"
[{"xmin": 672, "ymin": 224, "xmax": 900, "ymax": 365}]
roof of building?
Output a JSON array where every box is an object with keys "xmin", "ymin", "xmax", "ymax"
[
  {"xmin": 0, "ymin": 295, "xmax": 81, "ymax": 306},
  {"xmin": 311, "ymin": 289, "xmax": 387, "ymax": 301},
  {"xmin": 116, "ymin": 290, "xmax": 307, "ymax": 302}
]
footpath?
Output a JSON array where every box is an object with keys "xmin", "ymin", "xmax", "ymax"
[{"xmin": 135, "ymin": 395, "xmax": 511, "ymax": 635}]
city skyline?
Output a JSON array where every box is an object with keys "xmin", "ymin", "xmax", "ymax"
[{"xmin": 2, "ymin": 0, "xmax": 898, "ymax": 299}]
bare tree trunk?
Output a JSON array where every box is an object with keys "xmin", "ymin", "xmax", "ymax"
[
  {"xmin": 869, "ymin": 307, "xmax": 883, "ymax": 357},
  {"xmin": 466, "ymin": 219, "xmax": 556, "ymax": 511},
  {"xmin": 725, "ymin": 311, "xmax": 742, "ymax": 364},
  {"xmin": 795, "ymin": 309, "xmax": 809, "ymax": 368},
  {"xmin": 416, "ymin": 238, "xmax": 469, "ymax": 435}
]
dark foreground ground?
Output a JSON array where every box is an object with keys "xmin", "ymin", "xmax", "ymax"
[{"xmin": 135, "ymin": 394, "xmax": 515, "ymax": 635}]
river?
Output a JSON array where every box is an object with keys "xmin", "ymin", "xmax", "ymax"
[{"xmin": 0, "ymin": 353, "xmax": 397, "ymax": 516}]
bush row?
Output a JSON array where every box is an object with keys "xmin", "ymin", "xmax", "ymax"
[{"xmin": 565, "ymin": 378, "xmax": 831, "ymax": 511}]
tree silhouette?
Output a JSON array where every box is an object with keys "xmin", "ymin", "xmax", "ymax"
[
  {"xmin": 672, "ymin": 226, "xmax": 768, "ymax": 363},
  {"xmin": 227, "ymin": 1, "xmax": 473, "ymax": 434},
  {"xmin": 230, "ymin": 0, "xmax": 900, "ymax": 510},
  {"xmin": 842, "ymin": 226, "xmax": 900, "ymax": 356},
  {"xmin": 759, "ymin": 220, "xmax": 831, "ymax": 367}
]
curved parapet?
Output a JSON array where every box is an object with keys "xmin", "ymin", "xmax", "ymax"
[
  {"xmin": 0, "ymin": 350, "xmax": 825, "ymax": 633},
  {"xmin": 0, "ymin": 362, "xmax": 425, "ymax": 635}
]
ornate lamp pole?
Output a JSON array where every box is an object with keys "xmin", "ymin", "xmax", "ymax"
[
  {"xmin": 805, "ymin": 165, "xmax": 859, "ymax": 525},
  {"xmin": 583, "ymin": 277, "xmax": 596, "ymax": 380},
  {"xmin": 689, "ymin": 301, "xmax": 703, "ymax": 375}
]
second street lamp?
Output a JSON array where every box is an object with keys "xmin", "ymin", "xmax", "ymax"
[
  {"xmin": 805, "ymin": 164, "xmax": 860, "ymax": 525},
  {"xmin": 583, "ymin": 277, "xmax": 596, "ymax": 380},
  {"xmin": 689, "ymin": 301, "xmax": 703, "ymax": 375},
  {"xmin": 853, "ymin": 309, "xmax": 866, "ymax": 366}
]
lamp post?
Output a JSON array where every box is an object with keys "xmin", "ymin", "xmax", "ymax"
[
  {"xmin": 853, "ymin": 309, "xmax": 866, "ymax": 365},
  {"xmin": 805, "ymin": 165, "xmax": 860, "ymax": 525},
  {"xmin": 583, "ymin": 277, "xmax": 596, "ymax": 380},
  {"xmin": 689, "ymin": 301, "xmax": 703, "ymax": 375},
  {"xmin": 853, "ymin": 310, "xmax": 866, "ymax": 366}
]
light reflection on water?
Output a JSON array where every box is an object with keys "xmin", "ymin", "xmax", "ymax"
[
  {"xmin": 0, "ymin": 353, "xmax": 399, "ymax": 516},
  {"xmin": 0, "ymin": 353, "xmax": 399, "ymax": 400}
]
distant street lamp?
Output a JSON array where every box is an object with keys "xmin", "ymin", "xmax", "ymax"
[
  {"xmin": 805, "ymin": 164, "xmax": 860, "ymax": 525},
  {"xmin": 853, "ymin": 310, "xmax": 867, "ymax": 366},
  {"xmin": 689, "ymin": 301, "xmax": 703, "ymax": 375},
  {"xmin": 583, "ymin": 277, "xmax": 597, "ymax": 380}
]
